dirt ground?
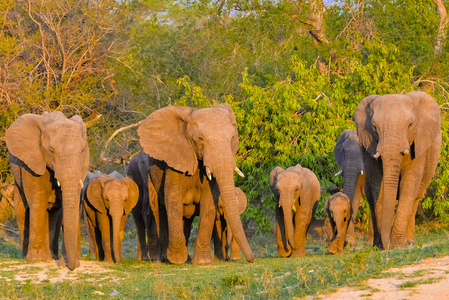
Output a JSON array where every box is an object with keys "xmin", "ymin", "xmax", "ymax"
[{"xmin": 311, "ymin": 255, "xmax": 449, "ymax": 299}]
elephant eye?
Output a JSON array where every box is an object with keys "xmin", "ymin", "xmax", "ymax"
[
  {"xmin": 49, "ymin": 147, "xmax": 55, "ymax": 153},
  {"xmin": 408, "ymin": 122, "xmax": 413, "ymax": 128}
]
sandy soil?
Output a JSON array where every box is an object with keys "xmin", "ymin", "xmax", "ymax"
[{"xmin": 312, "ymin": 255, "xmax": 449, "ymax": 299}]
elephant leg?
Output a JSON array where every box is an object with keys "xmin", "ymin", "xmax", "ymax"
[
  {"xmin": 406, "ymin": 198, "xmax": 419, "ymax": 244},
  {"xmin": 13, "ymin": 185, "xmax": 28, "ymax": 256},
  {"xmin": 192, "ymin": 195, "xmax": 215, "ymax": 265},
  {"xmin": 147, "ymin": 216, "xmax": 161, "ymax": 262},
  {"xmin": 97, "ymin": 213, "xmax": 113, "ymax": 262},
  {"xmin": 165, "ymin": 176, "xmax": 188, "ymax": 264},
  {"xmin": 133, "ymin": 209, "xmax": 149, "ymax": 261},
  {"xmin": 291, "ymin": 203, "xmax": 313, "ymax": 257},
  {"xmin": 27, "ymin": 192, "xmax": 52, "ymax": 261},
  {"xmin": 213, "ymin": 218, "xmax": 225, "ymax": 261},
  {"xmin": 390, "ymin": 168, "xmax": 422, "ymax": 249},
  {"xmin": 229, "ymin": 231, "xmax": 241, "ymax": 261},
  {"xmin": 275, "ymin": 221, "xmax": 291, "ymax": 257},
  {"xmin": 83, "ymin": 206, "xmax": 96, "ymax": 260}
]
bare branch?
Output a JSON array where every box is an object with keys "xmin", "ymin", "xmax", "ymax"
[{"xmin": 100, "ymin": 121, "xmax": 144, "ymax": 162}]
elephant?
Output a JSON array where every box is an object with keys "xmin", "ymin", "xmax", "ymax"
[
  {"xmin": 334, "ymin": 129, "xmax": 373, "ymax": 247},
  {"xmin": 137, "ymin": 104, "xmax": 254, "ymax": 264},
  {"xmin": 6, "ymin": 111, "xmax": 89, "ymax": 270},
  {"xmin": 83, "ymin": 172, "xmax": 139, "ymax": 263},
  {"xmin": 127, "ymin": 150, "xmax": 161, "ymax": 262},
  {"xmin": 324, "ymin": 192, "xmax": 351, "ymax": 254},
  {"xmin": 269, "ymin": 164, "xmax": 321, "ymax": 257},
  {"xmin": 213, "ymin": 187, "xmax": 247, "ymax": 261},
  {"xmin": 354, "ymin": 91, "xmax": 441, "ymax": 249}
]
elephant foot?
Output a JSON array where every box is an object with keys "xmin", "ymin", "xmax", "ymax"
[
  {"xmin": 57, "ymin": 256, "xmax": 80, "ymax": 269},
  {"xmin": 345, "ymin": 236, "xmax": 355, "ymax": 249},
  {"xmin": 26, "ymin": 248, "xmax": 53, "ymax": 262},
  {"xmin": 366, "ymin": 236, "xmax": 374, "ymax": 246},
  {"xmin": 290, "ymin": 250, "xmax": 305, "ymax": 258},
  {"xmin": 192, "ymin": 252, "xmax": 214, "ymax": 265},
  {"xmin": 277, "ymin": 246, "xmax": 292, "ymax": 258},
  {"xmin": 167, "ymin": 246, "xmax": 188, "ymax": 264},
  {"xmin": 230, "ymin": 253, "xmax": 241, "ymax": 261},
  {"xmin": 390, "ymin": 236, "xmax": 408, "ymax": 249}
]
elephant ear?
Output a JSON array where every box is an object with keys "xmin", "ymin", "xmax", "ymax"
[
  {"xmin": 269, "ymin": 167, "xmax": 285, "ymax": 196},
  {"xmin": 354, "ymin": 95, "xmax": 379, "ymax": 156},
  {"xmin": 5, "ymin": 114, "xmax": 47, "ymax": 175},
  {"xmin": 235, "ymin": 187, "xmax": 247, "ymax": 215},
  {"xmin": 408, "ymin": 91, "xmax": 442, "ymax": 158},
  {"xmin": 214, "ymin": 103, "xmax": 239, "ymax": 155},
  {"xmin": 123, "ymin": 177, "xmax": 139, "ymax": 215},
  {"xmin": 138, "ymin": 106, "xmax": 197, "ymax": 175},
  {"xmin": 86, "ymin": 175, "xmax": 108, "ymax": 214}
]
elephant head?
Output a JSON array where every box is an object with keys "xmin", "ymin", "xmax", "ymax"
[
  {"xmin": 137, "ymin": 104, "xmax": 254, "ymax": 262},
  {"xmin": 354, "ymin": 91, "xmax": 441, "ymax": 248},
  {"xmin": 325, "ymin": 192, "xmax": 350, "ymax": 254},
  {"xmin": 86, "ymin": 174, "xmax": 139, "ymax": 263},
  {"xmin": 334, "ymin": 129, "xmax": 364, "ymax": 202},
  {"xmin": 270, "ymin": 166, "xmax": 304, "ymax": 252},
  {"xmin": 6, "ymin": 111, "xmax": 89, "ymax": 270}
]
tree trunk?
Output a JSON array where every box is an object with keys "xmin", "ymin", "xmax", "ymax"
[
  {"xmin": 433, "ymin": 0, "xmax": 448, "ymax": 54},
  {"xmin": 305, "ymin": 0, "xmax": 329, "ymax": 46}
]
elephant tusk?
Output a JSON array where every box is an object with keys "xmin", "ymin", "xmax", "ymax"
[
  {"xmin": 292, "ymin": 203, "xmax": 296, "ymax": 213},
  {"xmin": 79, "ymin": 180, "xmax": 84, "ymax": 189},
  {"xmin": 373, "ymin": 152, "xmax": 380, "ymax": 159},
  {"xmin": 361, "ymin": 170, "xmax": 364, "ymax": 175},
  {"xmin": 234, "ymin": 166, "xmax": 245, "ymax": 178},
  {"xmin": 206, "ymin": 167, "xmax": 212, "ymax": 181},
  {"xmin": 334, "ymin": 170, "xmax": 342, "ymax": 176},
  {"xmin": 402, "ymin": 149, "xmax": 410, "ymax": 156},
  {"xmin": 57, "ymin": 181, "xmax": 61, "ymax": 187}
]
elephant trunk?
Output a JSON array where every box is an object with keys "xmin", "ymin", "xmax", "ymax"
[
  {"xmin": 334, "ymin": 215, "xmax": 343, "ymax": 239},
  {"xmin": 214, "ymin": 159, "xmax": 254, "ymax": 263},
  {"xmin": 381, "ymin": 155, "xmax": 401, "ymax": 249},
  {"xmin": 342, "ymin": 166, "xmax": 360, "ymax": 204},
  {"xmin": 111, "ymin": 213, "xmax": 122, "ymax": 263},
  {"xmin": 60, "ymin": 179, "xmax": 81, "ymax": 270},
  {"xmin": 280, "ymin": 196, "xmax": 296, "ymax": 250}
]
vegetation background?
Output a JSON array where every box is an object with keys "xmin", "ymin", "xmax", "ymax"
[{"xmin": 1, "ymin": 0, "xmax": 449, "ymax": 236}]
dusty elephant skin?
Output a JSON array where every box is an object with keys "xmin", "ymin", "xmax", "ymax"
[
  {"xmin": 324, "ymin": 192, "xmax": 351, "ymax": 254},
  {"xmin": 334, "ymin": 129, "xmax": 373, "ymax": 247},
  {"xmin": 270, "ymin": 164, "xmax": 321, "ymax": 257},
  {"xmin": 127, "ymin": 151, "xmax": 161, "ymax": 262},
  {"xmin": 354, "ymin": 91, "xmax": 442, "ymax": 250},
  {"xmin": 6, "ymin": 111, "xmax": 89, "ymax": 270},
  {"xmin": 83, "ymin": 173, "xmax": 139, "ymax": 263},
  {"xmin": 137, "ymin": 104, "xmax": 254, "ymax": 265},
  {"xmin": 212, "ymin": 187, "xmax": 247, "ymax": 261}
]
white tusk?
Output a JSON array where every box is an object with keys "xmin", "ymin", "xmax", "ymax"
[
  {"xmin": 403, "ymin": 149, "xmax": 410, "ymax": 155},
  {"xmin": 234, "ymin": 166, "xmax": 245, "ymax": 178},
  {"xmin": 79, "ymin": 180, "xmax": 84, "ymax": 189},
  {"xmin": 361, "ymin": 170, "xmax": 364, "ymax": 175},
  {"xmin": 334, "ymin": 170, "xmax": 342, "ymax": 176},
  {"xmin": 206, "ymin": 167, "xmax": 212, "ymax": 181},
  {"xmin": 373, "ymin": 152, "xmax": 380, "ymax": 159},
  {"xmin": 57, "ymin": 181, "xmax": 61, "ymax": 187}
]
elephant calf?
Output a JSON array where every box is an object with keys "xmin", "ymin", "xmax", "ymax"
[
  {"xmin": 213, "ymin": 187, "xmax": 247, "ymax": 261},
  {"xmin": 83, "ymin": 172, "xmax": 139, "ymax": 263},
  {"xmin": 270, "ymin": 164, "xmax": 320, "ymax": 257},
  {"xmin": 324, "ymin": 192, "xmax": 351, "ymax": 254}
]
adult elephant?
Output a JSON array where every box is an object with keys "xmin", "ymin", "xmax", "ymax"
[
  {"xmin": 137, "ymin": 104, "xmax": 254, "ymax": 264},
  {"xmin": 269, "ymin": 164, "xmax": 320, "ymax": 257},
  {"xmin": 354, "ymin": 91, "xmax": 441, "ymax": 249},
  {"xmin": 84, "ymin": 172, "xmax": 139, "ymax": 263},
  {"xmin": 6, "ymin": 111, "xmax": 89, "ymax": 270},
  {"xmin": 334, "ymin": 129, "xmax": 372, "ymax": 247},
  {"xmin": 127, "ymin": 151, "xmax": 161, "ymax": 262}
]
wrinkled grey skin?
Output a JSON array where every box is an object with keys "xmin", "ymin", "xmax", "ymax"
[
  {"xmin": 127, "ymin": 151, "xmax": 161, "ymax": 262},
  {"xmin": 354, "ymin": 91, "xmax": 441, "ymax": 249},
  {"xmin": 324, "ymin": 192, "xmax": 351, "ymax": 254},
  {"xmin": 334, "ymin": 129, "xmax": 368, "ymax": 248},
  {"xmin": 6, "ymin": 111, "xmax": 89, "ymax": 270}
]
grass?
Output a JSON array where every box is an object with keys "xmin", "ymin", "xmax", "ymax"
[{"xmin": 0, "ymin": 221, "xmax": 449, "ymax": 299}]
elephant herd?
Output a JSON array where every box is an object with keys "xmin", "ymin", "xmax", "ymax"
[{"xmin": 5, "ymin": 91, "xmax": 441, "ymax": 270}]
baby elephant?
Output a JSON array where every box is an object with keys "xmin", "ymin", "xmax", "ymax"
[
  {"xmin": 324, "ymin": 192, "xmax": 351, "ymax": 254},
  {"xmin": 270, "ymin": 164, "xmax": 320, "ymax": 257},
  {"xmin": 84, "ymin": 172, "xmax": 139, "ymax": 263},
  {"xmin": 213, "ymin": 187, "xmax": 247, "ymax": 261}
]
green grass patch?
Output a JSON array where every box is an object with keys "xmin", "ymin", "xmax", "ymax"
[
  {"xmin": 0, "ymin": 224, "xmax": 449, "ymax": 298},
  {"xmin": 398, "ymin": 277, "xmax": 444, "ymax": 289}
]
